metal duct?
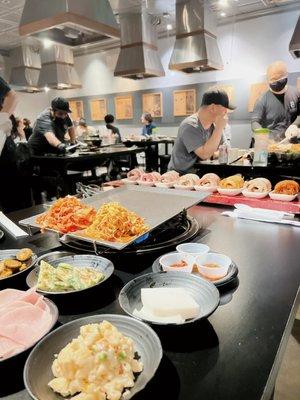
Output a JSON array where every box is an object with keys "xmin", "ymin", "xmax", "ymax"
[
  {"xmin": 169, "ymin": 0, "xmax": 223, "ymax": 73},
  {"xmin": 114, "ymin": 10, "xmax": 165, "ymax": 80},
  {"xmin": 38, "ymin": 44, "xmax": 81, "ymax": 89},
  {"xmin": 9, "ymin": 45, "xmax": 42, "ymax": 93},
  {"xmin": 289, "ymin": 15, "xmax": 300, "ymax": 58},
  {"xmin": 19, "ymin": 0, "xmax": 120, "ymax": 47}
]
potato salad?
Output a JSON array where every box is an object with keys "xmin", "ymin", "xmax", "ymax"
[{"xmin": 48, "ymin": 321, "xmax": 143, "ymax": 400}]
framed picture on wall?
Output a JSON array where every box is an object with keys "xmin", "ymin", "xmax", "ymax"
[
  {"xmin": 142, "ymin": 92, "xmax": 163, "ymax": 117},
  {"xmin": 173, "ymin": 89, "xmax": 196, "ymax": 116},
  {"xmin": 90, "ymin": 98, "xmax": 107, "ymax": 121},
  {"xmin": 115, "ymin": 95, "xmax": 133, "ymax": 120},
  {"xmin": 248, "ymin": 82, "xmax": 268, "ymax": 112},
  {"xmin": 215, "ymin": 84, "xmax": 235, "ymax": 104},
  {"xmin": 69, "ymin": 100, "xmax": 84, "ymax": 121}
]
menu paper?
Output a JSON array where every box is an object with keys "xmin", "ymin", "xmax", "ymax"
[{"xmin": 0, "ymin": 212, "xmax": 28, "ymax": 238}]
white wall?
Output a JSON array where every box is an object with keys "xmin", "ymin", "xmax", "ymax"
[{"xmin": 9, "ymin": 9, "xmax": 300, "ymax": 147}]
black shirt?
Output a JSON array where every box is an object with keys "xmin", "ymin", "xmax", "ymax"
[
  {"xmin": 106, "ymin": 123, "xmax": 121, "ymax": 143},
  {"xmin": 273, "ymin": 93, "xmax": 285, "ymax": 105},
  {"xmin": 24, "ymin": 126, "xmax": 33, "ymax": 140},
  {"xmin": 0, "ymin": 76, "xmax": 11, "ymax": 110},
  {"xmin": 28, "ymin": 108, "xmax": 73, "ymax": 155}
]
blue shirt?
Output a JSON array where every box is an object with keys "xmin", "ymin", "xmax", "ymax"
[{"xmin": 142, "ymin": 123, "xmax": 156, "ymax": 137}]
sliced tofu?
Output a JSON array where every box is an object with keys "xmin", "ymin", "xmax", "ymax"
[
  {"xmin": 133, "ymin": 306, "xmax": 184, "ymax": 324},
  {"xmin": 141, "ymin": 287, "xmax": 200, "ymax": 320}
]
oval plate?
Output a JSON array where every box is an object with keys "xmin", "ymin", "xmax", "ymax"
[
  {"xmin": 0, "ymin": 297, "xmax": 58, "ymax": 363},
  {"xmin": 24, "ymin": 314, "xmax": 162, "ymax": 400},
  {"xmin": 119, "ymin": 271, "xmax": 220, "ymax": 326},
  {"xmin": 151, "ymin": 253, "xmax": 238, "ymax": 287},
  {"xmin": 26, "ymin": 253, "xmax": 114, "ymax": 295}
]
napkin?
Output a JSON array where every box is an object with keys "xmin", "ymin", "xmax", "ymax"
[{"xmin": 0, "ymin": 212, "xmax": 29, "ymax": 238}]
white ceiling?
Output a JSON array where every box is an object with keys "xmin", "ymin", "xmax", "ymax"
[{"xmin": 0, "ymin": 0, "xmax": 299, "ymax": 52}]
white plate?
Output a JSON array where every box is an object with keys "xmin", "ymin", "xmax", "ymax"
[
  {"xmin": 155, "ymin": 182, "xmax": 174, "ymax": 188},
  {"xmin": 242, "ymin": 190, "xmax": 270, "ymax": 199},
  {"xmin": 194, "ymin": 185, "xmax": 217, "ymax": 193},
  {"xmin": 269, "ymin": 191, "xmax": 298, "ymax": 202},
  {"xmin": 173, "ymin": 184, "xmax": 194, "ymax": 191},
  {"xmin": 217, "ymin": 188, "xmax": 242, "ymax": 196},
  {"xmin": 137, "ymin": 180, "xmax": 155, "ymax": 187},
  {"xmin": 122, "ymin": 178, "xmax": 137, "ymax": 185}
]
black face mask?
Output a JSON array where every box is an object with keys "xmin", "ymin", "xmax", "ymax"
[
  {"xmin": 269, "ymin": 77, "xmax": 288, "ymax": 93},
  {"xmin": 54, "ymin": 116, "xmax": 66, "ymax": 124}
]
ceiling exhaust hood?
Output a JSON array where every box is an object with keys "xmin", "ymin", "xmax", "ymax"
[
  {"xmin": 169, "ymin": 0, "xmax": 223, "ymax": 73},
  {"xmin": 19, "ymin": 0, "xmax": 120, "ymax": 47},
  {"xmin": 38, "ymin": 44, "xmax": 81, "ymax": 90},
  {"xmin": 9, "ymin": 45, "xmax": 42, "ymax": 93},
  {"xmin": 114, "ymin": 9, "xmax": 165, "ymax": 80},
  {"xmin": 289, "ymin": 15, "xmax": 300, "ymax": 58}
]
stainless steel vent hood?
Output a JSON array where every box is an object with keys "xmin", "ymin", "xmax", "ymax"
[
  {"xmin": 114, "ymin": 10, "xmax": 165, "ymax": 80},
  {"xmin": 289, "ymin": 15, "xmax": 300, "ymax": 58},
  {"xmin": 9, "ymin": 45, "xmax": 42, "ymax": 93},
  {"xmin": 19, "ymin": 0, "xmax": 120, "ymax": 47},
  {"xmin": 38, "ymin": 44, "xmax": 81, "ymax": 89},
  {"xmin": 169, "ymin": 0, "xmax": 223, "ymax": 73}
]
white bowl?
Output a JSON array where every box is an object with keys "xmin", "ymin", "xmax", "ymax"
[
  {"xmin": 217, "ymin": 188, "xmax": 242, "ymax": 196},
  {"xmin": 176, "ymin": 243, "xmax": 210, "ymax": 258},
  {"xmin": 155, "ymin": 182, "xmax": 174, "ymax": 188},
  {"xmin": 195, "ymin": 253, "xmax": 231, "ymax": 280},
  {"xmin": 242, "ymin": 190, "xmax": 269, "ymax": 199},
  {"xmin": 269, "ymin": 191, "xmax": 298, "ymax": 202},
  {"xmin": 159, "ymin": 252, "xmax": 194, "ymax": 273},
  {"xmin": 194, "ymin": 185, "xmax": 217, "ymax": 193},
  {"xmin": 138, "ymin": 180, "xmax": 155, "ymax": 187},
  {"xmin": 173, "ymin": 184, "xmax": 194, "ymax": 191},
  {"xmin": 122, "ymin": 178, "xmax": 137, "ymax": 185}
]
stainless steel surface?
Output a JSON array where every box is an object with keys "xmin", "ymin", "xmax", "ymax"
[
  {"xmin": 289, "ymin": 14, "xmax": 300, "ymax": 58},
  {"xmin": 38, "ymin": 44, "xmax": 81, "ymax": 90},
  {"xmin": 114, "ymin": 9, "xmax": 165, "ymax": 79},
  {"xmin": 0, "ymin": 297, "xmax": 58, "ymax": 363},
  {"xmin": 26, "ymin": 253, "xmax": 114, "ymax": 295},
  {"xmin": 0, "ymin": 248, "xmax": 37, "ymax": 285},
  {"xmin": 24, "ymin": 314, "xmax": 162, "ymax": 400},
  {"xmin": 119, "ymin": 271, "xmax": 220, "ymax": 325},
  {"xmin": 169, "ymin": 0, "xmax": 223, "ymax": 73},
  {"xmin": 9, "ymin": 44, "xmax": 42, "ymax": 92},
  {"xmin": 151, "ymin": 254, "xmax": 239, "ymax": 287},
  {"xmin": 20, "ymin": 187, "xmax": 208, "ymax": 250},
  {"xmin": 19, "ymin": 0, "xmax": 120, "ymax": 47}
]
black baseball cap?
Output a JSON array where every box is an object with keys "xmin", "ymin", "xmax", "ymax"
[
  {"xmin": 51, "ymin": 97, "xmax": 72, "ymax": 113},
  {"xmin": 201, "ymin": 89, "xmax": 236, "ymax": 111}
]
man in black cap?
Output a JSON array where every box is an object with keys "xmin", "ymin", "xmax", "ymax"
[
  {"xmin": 168, "ymin": 88, "xmax": 236, "ymax": 174},
  {"xmin": 28, "ymin": 97, "xmax": 76, "ymax": 155}
]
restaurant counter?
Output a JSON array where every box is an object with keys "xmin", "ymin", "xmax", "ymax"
[{"xmin": 1, "ymin": 203, "xmax": 299, "ymax": 400}]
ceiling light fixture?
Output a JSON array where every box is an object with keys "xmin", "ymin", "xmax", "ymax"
[
  {"xmin": 167, "ymin": 24, "xmax": 173, "ymax": 31},
  {"xmin": 218, "ymin": 0, "xmax": 228, "ymax": 7},
  {"xmin": 220, "ymin": 12, "xmax": 226, "ymax": 17},
  {"xmin": 44, "ymin": 86, "xmax": 50, "ymax": 92}
]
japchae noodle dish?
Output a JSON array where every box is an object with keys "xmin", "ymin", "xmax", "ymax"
[
  {"xmin": 273, "ymin": 180, "xmax": 299, "ymax": 195},
  {"xmin": 85, "ymin": 202, "xmax": 149, "ymax": 242},
  {"xmin": 219, "ymin": 175, "xmax": 244, "ymax": 189}
]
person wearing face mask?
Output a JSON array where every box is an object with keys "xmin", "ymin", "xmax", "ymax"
[
  {"xmin": 168, "ymin": 89, "xmax": 236, "ymax": 175},
  {"xmin": 251, "ymin": 60, "xmax": 300, "ymax": 142},
  {"xmin": 28, "ymin": 97, "xmax": 76, "ymax": 155}
]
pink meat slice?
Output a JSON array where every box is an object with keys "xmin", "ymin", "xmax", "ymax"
[
  {"xmin": 0, "ymin": 288, "xmax": 24, "ymax": 305},
  {"xmin": 127, "ymin": 168, "xmax": 143, "ymax": 181},
  {"xmin": 0, "ymin": 303, "xmax": 52, "ymax": 346},
  {"xmin": 0, "ymin": 336, "xmax": 25, "ymax": 359}
]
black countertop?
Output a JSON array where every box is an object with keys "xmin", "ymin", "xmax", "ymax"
[{"xmin": 1, "ymin": 204, "xmax": 299, "ymax": 400}]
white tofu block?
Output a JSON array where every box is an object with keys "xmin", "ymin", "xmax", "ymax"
[
  {"xmin": 133, "ymin": 306, "xmax": 185, "ymax": 324},
  {"xmin": 141, "ymin": 287, "xmax": 200, "ymax": 320}
]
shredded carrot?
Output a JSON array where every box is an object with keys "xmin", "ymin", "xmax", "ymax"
[{"xmin": 36, "ymin": 196, "xmax": 96, "ymax": 234}]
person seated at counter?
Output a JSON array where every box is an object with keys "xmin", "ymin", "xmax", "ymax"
[
  {"xmin": 168, "ymin": 89, "xmax": 235, "ymax": 175},
  {"xmin": 76, "ymin": 118, "xmax": 89, "ymax": 140},
  {"xmin": 23, "ymin": 118, "xmax": 33, "ymax": 140},
  {"xmin": 28, "ymin": 97, "xmax": 76, "ymax": 156},
  {"xmin": 105, "ymin": 114, "xmax": 121, "ymax": 143},
  {"xmin": 251, "ymin": 60, "xmax": 300, "ymax": 142},
  {"xmin": 11, "ymin": 116, "xmax": 27, "ymax": 144},
  {"xmin": 141, "ymin": 113, "xmax": 156, "ymax": 137}
]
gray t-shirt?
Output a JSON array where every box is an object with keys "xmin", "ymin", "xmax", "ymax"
[
  {"xmin": 168, "ymin": 114, "xmax": 222, "ymax": 174},
  {"xmin": 251, "ymin": 86, "xmax": 299, "ymax": 141}
]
